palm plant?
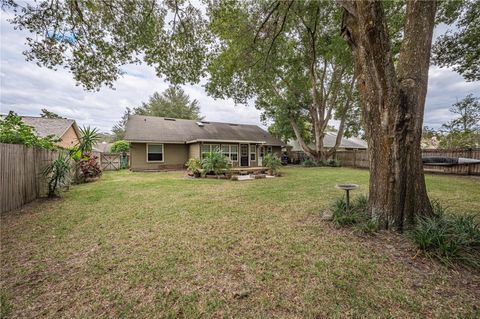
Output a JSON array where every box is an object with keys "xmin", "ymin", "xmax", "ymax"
[
  {"xmin": 263, "ymin": 153, "xmax": 282, "ymax": 175},
  {"xmin": 78, "ymin": 126, "xmax": 100, "ymax": 154},
  {"xmin": 42, "ymin": 151, "xmax": 71, "ymax": 197},
  {"xmin": 201, "ymin": 151, "xmax": 229, "ymax": 176}
]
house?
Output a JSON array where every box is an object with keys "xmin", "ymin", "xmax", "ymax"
[
  {"xmin": 125, "ymin": 115, "xmax": 286, "ymax": 171},
  {"xmin": 287, "ymin": 133, "xmax": 368, "ymax": 163},
  {"xmin": 20, "ymin": 116, "xmax": 81, "ymax": 149}
]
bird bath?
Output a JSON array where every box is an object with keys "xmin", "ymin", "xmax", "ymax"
[{"xmin": 335, "ymin": 184, "xmax": 359, "ymax": 212}]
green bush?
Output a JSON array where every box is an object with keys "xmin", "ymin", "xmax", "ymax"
[
  {"xmin": 321, "ymin": 159, "xmax": 341, "ymax": 167},
  {"xmin": 263, "ymin": 153, "xmax": 282, "ymax": 173},
  {"xmin": 411, "ymin": 201, "xmax": 480, "ymax": 267},
  {"xmin": 111, "ymin": 140, "xmax": 129, "ymax": 153},
  {"xmin": 186, "ymin": 158, "xmax": 202, "ymax": 175},
  {"xmin": 302, "ymin": 159, "xmax": 317, "ymax": 167},
  {"xmin": 201, "ymin": 151, "xmax": 229, "ymax": 176}
]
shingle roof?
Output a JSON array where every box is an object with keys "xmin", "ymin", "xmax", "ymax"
[
  {"xmin": 288, "ymin": 133, "xmax": 367, "ymax": 151},
  {"xmin": 125, "ymin": 115, "xmax": 286, "ymax": 146},
  {"xmin": 19, "ymin": 116, "xmax": 77, "ymax": 139}
]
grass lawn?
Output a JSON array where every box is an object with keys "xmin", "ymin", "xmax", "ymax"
[{"xmin": 1, "ymin": 167, "xmax": 479, "ymax": 318}]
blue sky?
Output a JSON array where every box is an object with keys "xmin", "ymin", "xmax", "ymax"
[{"xmin": 1, "ymin": 11, "xmax": 479, "ymax": 133}]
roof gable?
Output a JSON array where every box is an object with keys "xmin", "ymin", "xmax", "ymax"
[
  {"xmin": 125, "ymin": 115, "xmax": 285, "ymax": 146},
  {"xmin": 19, "ymin": 116, "xmax": 78, "ymax": 139}
]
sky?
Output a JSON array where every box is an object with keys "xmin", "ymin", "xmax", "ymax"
[{"xmin": 1, "ymin": 10, "xmax": 479, "ymax": 133}]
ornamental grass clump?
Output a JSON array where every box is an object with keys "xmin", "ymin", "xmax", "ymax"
[
  {"xmin": 411, "ymin": 200, "xmax": 480, "ymax": 267},
  {"xmin": 331, "ymin": 194, "xmax": 369, "ymax": 227}
]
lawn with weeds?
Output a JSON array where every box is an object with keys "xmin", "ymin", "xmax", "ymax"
[{"xmin": 1, "ymin": 167, "xmax": 479, "ymax": 318}]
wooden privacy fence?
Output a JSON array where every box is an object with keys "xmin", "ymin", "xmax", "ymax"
[
  {"xmin": 334, "ymin": 148, "xmax": 480, "ymax": 175},
  {"xmin": 1, "ymin": 143, "xmax": 60, "ymax": 213}
]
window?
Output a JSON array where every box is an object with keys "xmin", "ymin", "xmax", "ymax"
[
  {"xmin": 201, "ymin": 144, "xmax": 220, "ymax": 158},
  {"xmin": 250, "ymin": 144, "xmax": 256, "ymax": 161},
  {"xmin": 221, "ymin": 145, "xmax": 230, "ymax": 158},
  {"xmin": 147, "ymin": 144, "xmax": 164, "ymax": 162},
  {"xmin": 230, "ymin": 145, "xmax": 238, "ymax": 161},
  {"xmin": 266, "ymin": 146, "xmax": 273, "ymax": 154}
]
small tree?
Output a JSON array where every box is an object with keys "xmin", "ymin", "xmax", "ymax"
[
  {"xmin": 442, "ymin": 94, "xmax": 480, "ymax": 133},
  {"xmin": 77, "ymin": 126, "xmax": 100, "ymax": 154}
]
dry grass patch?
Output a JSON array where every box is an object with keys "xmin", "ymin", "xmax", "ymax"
[{"xmin": 1, "ymin": 167, "xmax": 479, "ymax": 318}]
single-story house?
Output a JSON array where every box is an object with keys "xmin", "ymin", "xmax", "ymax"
[
  {"xmin": 287, "ymin": 133, "xmax": 368, "ymax": 163},
  {"xmin": 20, "ymin": 116, "xmax": 81, "ymax": 149},
  {"xmin": 125, "ymin": 115, "xmax": 286, "ymax": 171}
]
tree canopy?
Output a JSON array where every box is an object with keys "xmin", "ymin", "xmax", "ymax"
[
  {"xmin": 40, "ymin": 108, "xmax": 63, "ymax": 119},
  {"xmin": 134, "ymin": 86, "xmax": 203, "ymax": 120},
  {"xmin": 442, "ymin": 94, "xmax": 480, "ymax": 133},
  {"xmin": 207, "ymin": 0, "xmax": 360, "ymax": 160},
  {"xmin": 5, "ymin": 0, "xmax": 210, "ymax": 90},
  {"xmin": 111, "ymin": 86, "xmax": 202, "ymax": 140}
]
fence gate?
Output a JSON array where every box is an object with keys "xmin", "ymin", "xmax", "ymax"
[{"xmin": 101, "ymin": 153, "xmax": 121, "ymax": 171}]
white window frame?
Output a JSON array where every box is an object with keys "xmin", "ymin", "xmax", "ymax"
[
  {"xmin": 201, "ymin": 144, "xmax": 221, "ymax": 158},
  {"xmin": 146, "ymin": 143, "xmax": 164, "ymax": 163},
  {"xmin": 250, "ymin": 144, "xmax": 256, "ymax": 161},
  {"xmin": 230, "ymin": 145, "xmax": 239, "ymax": 162}
]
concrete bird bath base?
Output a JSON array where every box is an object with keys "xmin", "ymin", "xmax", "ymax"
[{"xmin": 335, "ymin": 184, "xmax": 359, "ymax": 212}]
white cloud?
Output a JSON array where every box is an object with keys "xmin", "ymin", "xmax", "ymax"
[{"xmin": 1, "ymin": 12, "xmax": 479, "ymax": 133}]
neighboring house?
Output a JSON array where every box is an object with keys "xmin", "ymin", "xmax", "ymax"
[
  {"xmin": 20, "ymin": 116, "xmax": 81, "ymax": 149},
  {"xmin": 93, "ymin": 141, "xmax": 112, "ymax": 153},
  {"xmin": 287, "ymin": 133, "xmax": 368, "ymax": 162},
  {"xmin": 125, "ymin": 115, "xmax": 286, "ymax": 171}
]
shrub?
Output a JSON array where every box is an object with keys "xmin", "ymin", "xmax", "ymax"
[
  {"xmin": 77, "ymin": 153, "xmax": 102, "ymax": 181},
  {"xmin": 331, "ymin": 194, "xmax": 372, "ymax": 230},
  {"xmin": 321, "ymin": 159, "xmax": 341, "ymax": 167},
  {"xmin": 302, "ymin": 159, "xmax": 317, "ymax": 167},
  {"xmin": 42, "ymin": 151, "xmax": 71, "ymax": 197},
  {"xmin": 411, "ymin": 201, "xmax": 480, "ymax": 267},
  {"xmin": 201, "ymin": 151, "xmax": 229, "ymax": 176},
  {"xmin": 110, "ymin": 140, "xmax": 129, "ymax": 153},
  {"xmin": 186, "ymin": 158, "xmax": 202, "ymax": 176},
  {"xmin": 263, "ymin": 153, "xmax": 282, "ymax": 174}
]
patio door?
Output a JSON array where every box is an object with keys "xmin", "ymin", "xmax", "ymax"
[{"xmin": 240, "ymin": 144, "xmax": 249, "ymax": 167}]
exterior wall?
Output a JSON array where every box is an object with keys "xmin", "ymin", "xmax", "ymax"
[
  {"xmin": 188, "ymin": 143, "xmax": 200, "ymax": 159},
  {"xmin": 58, "ymin": 126, "xmax": 79, "ymax": 149},
  {"xmin": 130, "ymin": 142, "xmax": 283, "ymax": 171},
  {"xmin": 130, "ymin": 143, "xmax": 188, "ymax": 171}
]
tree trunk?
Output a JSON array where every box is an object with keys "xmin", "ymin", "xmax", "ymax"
[{"xmin": 340, "ymin": 0, "xmax": 435, "ymax": 231}]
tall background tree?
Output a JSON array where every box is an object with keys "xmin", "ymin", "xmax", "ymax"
[
  {"xmin": 439, "ymin": 94, "xmax": 480, "ymax": 148},
  {"xmin": 207, "ymin": 0, "xmax": 360, "ymax": 161},
  {"xmin": 111, "ymin": 86, "xmax": 203, "ymax": 141},
  {"xmin": 134, "ymin": 86, "xmax": 203, "ymax": 120},
  {"xmin": 40, "ymin": 108, "xmax": 63, "ymax": 119}
]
